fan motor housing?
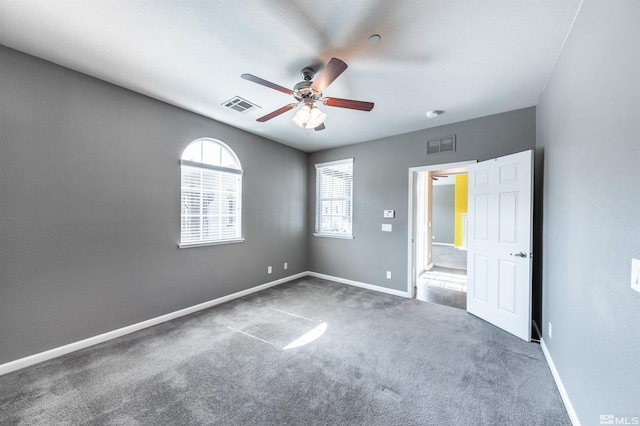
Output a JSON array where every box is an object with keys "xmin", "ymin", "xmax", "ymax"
[
  {"xmin": 300, "ymin": 67, "xmax": 315, "ymax": 81},
  {"xmin": 293, "ymin": 81, "xmax": 322, "ymax": 102}
]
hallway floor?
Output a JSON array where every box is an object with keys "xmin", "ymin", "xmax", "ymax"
[
  {"xmin": 417, "ymin": 266, "xmax": 467, "ymax": 310},
  {"xmin": 432, "ymin": 244, "xmax": 467, "ymax": 270},
  {"xmin": 421, "ymin": 267, "xmax": 467, "ymax": 292}
]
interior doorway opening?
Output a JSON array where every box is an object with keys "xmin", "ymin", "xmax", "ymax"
[
  {"xmin": 418, "ymin": 171, "xmax": 468, "ymax": 309},
  {"xmin": 408, "ymin": 151, "xmax": 534, "ymax": 340},
  {"xmin": 408, "ymin": 161, "xmax": 475, "ymax": 310}
]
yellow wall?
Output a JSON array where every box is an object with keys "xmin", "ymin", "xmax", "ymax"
[{"xmin": 454, "ymin": 174, "xmax": 468, "ymax": 247}]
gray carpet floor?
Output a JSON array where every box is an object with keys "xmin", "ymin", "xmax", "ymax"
[{"xmin": 0, "ymin": 277, "xmax": 569, "ymax": 425}]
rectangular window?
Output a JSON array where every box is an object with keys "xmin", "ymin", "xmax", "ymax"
[
  {"xmin": 314, "ymin": 158, "xmax": 354, "ymax": 238},
  {"xmin": 180, "ymin": 163, "xmax": 242, "ymax": 247}
]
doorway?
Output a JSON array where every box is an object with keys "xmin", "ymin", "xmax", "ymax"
[
  {"xmin": 419, "ymin": 171, "xmax": 469, "ymax": 309},
  {"xmin": 407, "ymin": 161, "xmax": 475, "ymax": 310},
  {"xmin": 408, "ymin": 151, "xmax": 534, "ymax": 341}
]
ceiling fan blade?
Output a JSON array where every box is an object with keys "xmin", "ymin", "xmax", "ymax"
[
  {"xmin": 241, "ymin": 74, "xmax": 293, "ymax": 95},
  {"xmin": 323, "ymin": 97, "xmax": 374, "ymax": 111},
  {"xmin": 314, "ymin": 123, "xmax": 326, "ymax": 131},
  {"xmin": 311, "ymin": 58, "xmax": 348, "ymax": 92},
  {"xmin": 256, "ymin": 103, "xmax": 297, "ymax": 122}
]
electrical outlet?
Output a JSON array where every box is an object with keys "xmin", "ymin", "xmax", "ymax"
[
  {"xmin": 386, "ymin": 271, "xmax": 392, "ymax": 279},
  {"xmin": 284, "ymin": 262, "xmax": 288, "ymax": 270},
  {"xmin": 268, "ymin": 266, "xmax": 272, "ymax": 274},
  {"xmin": 548, "ymin": 322, "xmax": 553, "ymax": 339},
  {"xmin": 631, "ymin": 258, "xmax": 640, "ymax": 293}
]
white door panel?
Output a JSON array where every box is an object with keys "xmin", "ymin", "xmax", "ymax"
[{"xmin": 467, "ymin": 150, "xmax": 533, "ymax": 341}]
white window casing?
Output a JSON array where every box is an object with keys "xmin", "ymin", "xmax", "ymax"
[
  {"xmin": 179, "ymin": 138, "xmax": 244, "ymax": 248},
  {"xmin": 314, "ymin": 158, "xmax": 354, "ymax": 239}
]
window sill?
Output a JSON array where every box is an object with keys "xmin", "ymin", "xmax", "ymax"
[
  {"xmin": 178, "ymin": 238, "xmax": 245, "ymax": 249},
  {"xmin": 313, "ymin": 233, "xmax": 354, "ymax": 239}
]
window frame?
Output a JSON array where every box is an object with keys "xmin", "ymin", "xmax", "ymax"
[
  {"xmin": 178, "ymin": 138, "xmax": 244, "ymax": 248},
  {"xmin": 314, "ymin": 158, "xmax": 354, "ymax": 239}
]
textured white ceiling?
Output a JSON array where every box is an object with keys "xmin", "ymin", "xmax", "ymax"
[{"xmin": 0, "ymin": 0, "xmax": 582, "ymax": 152}]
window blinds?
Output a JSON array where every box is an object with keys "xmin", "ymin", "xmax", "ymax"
[
  {"xmin": 180, "ymin": 164, "xmax": 242, "ymax": 245},
  {"xmin": 315, "ymin": 158, "xmax": 353, "ymax": 237}
]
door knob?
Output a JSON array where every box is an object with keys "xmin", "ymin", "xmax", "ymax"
[{"xmin": 510, "ymin": 251, "xmax": 527, "ymax": 258}]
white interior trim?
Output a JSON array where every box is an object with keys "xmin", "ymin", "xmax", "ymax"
[
  {"xmin": 307, "ymin": 271, "xmax": 409, "ymax": 298},
  {"xmin": 0, "ymin": 272, "xmax": 306, "ymax": 376},
  {"xmin": 314, "ymin": 158, "xmax": 355, "ymax": 169},
  {"xmin": 407, "ymin": 160, "xmax": 476, "ymax": 298},
  {"xmin": 178, "ymin": 238, "xmax": 245, "ymax": 249},
  {"xmin": 312, "ymin": 233, "xmax": 354, "ymax": 239},
  {"xmin": 540, "ymin": 338, "xmax": 581, "ymax": 426},
  {"xmin": 0, "ymin": 271, "xmax": 410, "ymax": 376}
]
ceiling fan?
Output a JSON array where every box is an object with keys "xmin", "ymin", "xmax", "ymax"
[{"xmin": 241, "ymin": 58, "xmax": 374, "ymax": 131}]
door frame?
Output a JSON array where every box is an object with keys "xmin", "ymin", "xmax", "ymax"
[{"xmin": 407, "ymin": 161, "xmax": 476, "ymax": 298}]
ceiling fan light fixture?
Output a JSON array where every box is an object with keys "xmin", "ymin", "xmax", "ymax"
[
  {"xmin": 298, "ymin": 104, "xmax": 312, "ymax": 121},
  {"xmin": 306, "ymin": 112, "xmax": 327, "ymax": 129},
  {"xmin": 292, "ymin": 114, "xmax": 305, "ymax": 127},
  {"xmin": 306, "ymin": 106, "xmax": 327, "ymax": 129},
  {"xmin": 292, "ymin": 104, "xmax": 312, "ymax": 127}
]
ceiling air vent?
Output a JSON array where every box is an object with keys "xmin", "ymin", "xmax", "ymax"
[
  {"xmin": 222, "ymin": 96, "xmax": 260, "ymax": 113},
  {"xmin": 426, "ymin": 134, "xmax": 456, "ymax": 155}
]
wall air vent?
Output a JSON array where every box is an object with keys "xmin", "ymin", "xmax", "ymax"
[
  {"xmin": 222, "ymin": 96, "xmax": 260, "ymax": 113},
  {"xmin": 426, "ymin": 134, "xmax": 456, "ymax": 155}
]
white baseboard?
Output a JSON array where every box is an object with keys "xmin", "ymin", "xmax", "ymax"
[
  {"xmin": 0, "ymin": 271, "xmax": 409, "ymax": 376},
  {"xmin": 0, "ymin": 272, "xmax": 307, "ymax": 376},
  {"xmin": 540, "ymin": 338, "xmax": 581, "ymax": 426},
  {"xmin": 307, "ymin": 271, "xmax": 410, "ymax": 298},
  {"xmin": 0, "ymin": 273, "xmax": 582, "ymax": 426}
]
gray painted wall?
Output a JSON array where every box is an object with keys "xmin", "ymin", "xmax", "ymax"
[
  {"xmin": 4, "ymin": 4, "xmax": 637, "ymax": 420},
  {"xmin": 432, "ymin": 184, "xmax": 455, "ymax": 244},
  {"xmin": 537, "ymin": 1, "xmax": 640, "ymax": 421},
  {"xmin": 308, "ymin": 107, "xmax": 536, "ymax": 291},
  {"xmin": 0, "ymin": 45, "xmax": 308, "ymax": 364}
]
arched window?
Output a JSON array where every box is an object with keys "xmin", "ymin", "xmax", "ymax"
[{"xmin": 180, "ymin": 138, "xmax": 243, "ymax": 247}]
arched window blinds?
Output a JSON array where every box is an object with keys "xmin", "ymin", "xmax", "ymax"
[{"xmin": 180, "ymin": 138, "xmax": 243, "ymax": 247}]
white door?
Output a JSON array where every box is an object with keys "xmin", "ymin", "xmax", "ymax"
[{"xmin": 466, "ymin": 150, "xmax": 533, "ymax": 341}]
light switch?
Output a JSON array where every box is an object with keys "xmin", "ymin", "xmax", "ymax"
[
  {"xmin": 631, "ymin": 258, "xmax": 640, "ymax": 293},
  {"xmin": 382, "ymin": 224, "xmax": 392, "ymax": 232},
  {"xmin": 383, "ymin": 210, "xmax": 395, "ymax": 218}
]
